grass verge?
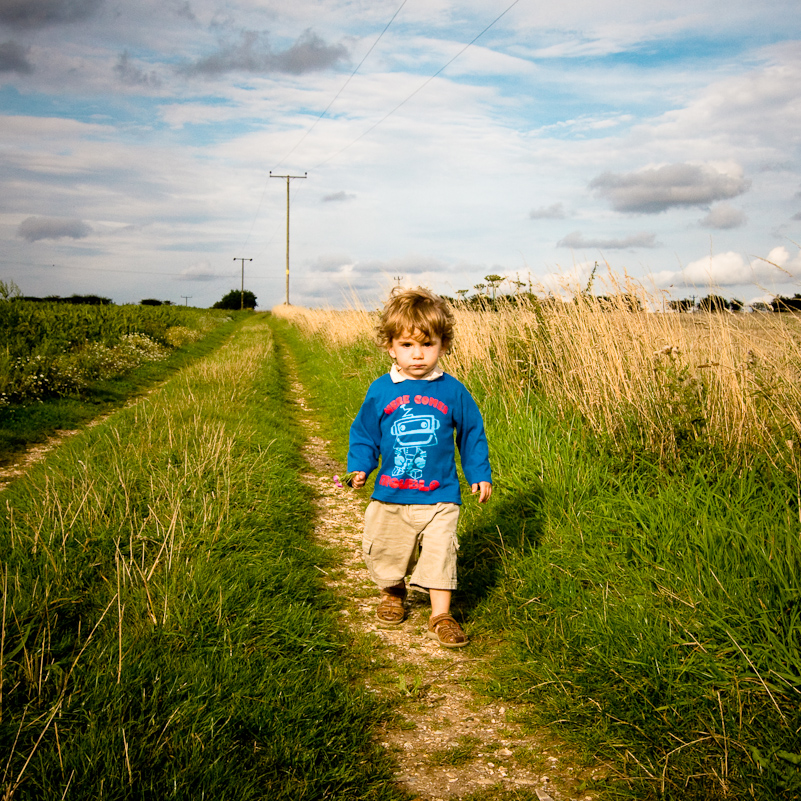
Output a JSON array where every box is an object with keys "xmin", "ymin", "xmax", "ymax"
[{"xmin": 1, "ymin": 314, "xmax": 406, "ymax": 800}]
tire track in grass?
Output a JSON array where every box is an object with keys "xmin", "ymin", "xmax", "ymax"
[
  {"xmin": 285, "ymin": 359, "xmax": 604, "ymax": 801},
  {"xmin": 0, "ymin": 386, "xmax": 161, "ymax": 491}
]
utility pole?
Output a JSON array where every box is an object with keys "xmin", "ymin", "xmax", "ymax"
[
  {"xmin": 233, "ymin": 257, "xmax": 252, "ymax": 310},
  {"xmin": 181, "ymin": 295, "xmax": 192, "ymax": 306},
  {"xmin": 270, "ymin": 171, "xmax": 307, "ymax": 304}
]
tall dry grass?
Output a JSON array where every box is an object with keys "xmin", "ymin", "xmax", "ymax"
[
  {"xmin": 273, "ymin": 286, "xmax": 801, "ymax": 466},
  {"xmin": 271, "ymin": 302, "xmax": 375, "ymax": 349}
]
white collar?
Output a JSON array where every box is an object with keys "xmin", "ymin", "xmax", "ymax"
[{"xmin": 389, "ymin": 363, "xmax": 444, "ymax": 384}]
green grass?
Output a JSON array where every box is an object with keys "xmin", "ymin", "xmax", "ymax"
[
  {"xmin": 273, "ymin": 319, "xmax": 801, "ymax": 801},
  {"xmin": 0, "ymin": 315, "xmax": 407, "ymax": 800}
]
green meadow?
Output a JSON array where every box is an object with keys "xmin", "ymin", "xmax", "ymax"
[
  {"xmin": 0, "ymin": 299, "xmax": 238, "ymax": 461},
  {"xmin": 1, "ymin": 294, "xmax": 799, "ymax": 800}
]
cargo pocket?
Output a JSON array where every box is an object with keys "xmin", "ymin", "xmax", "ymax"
[{"xmin": 446, "ymin": 529, "xmax": 460, "ymax": 587}]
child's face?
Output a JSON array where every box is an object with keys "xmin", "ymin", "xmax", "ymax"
[{"xmin": 388, "ymin": 329, "xmax": 446, "ymax": 380}]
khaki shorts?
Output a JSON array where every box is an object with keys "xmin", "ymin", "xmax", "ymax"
[{"xmin": 362, "ymin": 500, "xmax": 460, "ymax": 591}]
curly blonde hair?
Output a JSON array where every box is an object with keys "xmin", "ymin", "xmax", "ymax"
[{"xmin": 376, "ymin": 287, "xmax": 455, "ymax": 350}]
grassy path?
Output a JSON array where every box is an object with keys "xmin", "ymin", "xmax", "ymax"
[
  {"xmin": 7, "ymin": 307, "xmax": 796, "ymax": 799},
  {"xmin": 279, "ymin": 332, "xmax": 604, "ymax": 801},
  {"xmin": 0, "ymin": 314, "xmax": 402, "ymax": 800}
]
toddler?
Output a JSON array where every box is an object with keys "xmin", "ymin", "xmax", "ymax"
[{"xmin": 348, "ymin": 287, "xmax": 492, "ymax": 647}]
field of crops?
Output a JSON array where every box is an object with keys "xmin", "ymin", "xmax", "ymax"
[
  {"xmin": 0, "ymin": 298, "xmax": 233, "ymax": 408},
  {"xmin": 272, "ymin": 296, "xmax": 801, "ymax": 801}
]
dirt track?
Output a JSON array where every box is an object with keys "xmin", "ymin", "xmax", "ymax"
[{"xmin": 288, "ymin": 368, "xmax": 604, "ymax": 801}]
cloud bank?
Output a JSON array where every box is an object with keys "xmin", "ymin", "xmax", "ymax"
[
  {"xmin": 652, "ymin": 247, "xmax": 801, "ymax": 289},
  {"xmin": 0, "ymin": 1, "xmax": 799, "ymax": 307},
  {"xmin": 590, "ymin": 163, "xmax": 751, "ymax": 214},
  {"xmin": 17, "ymin": 216, "xmax": 92, "ymax": 242},
  {"xmin": 184, "ymin": 29, "xmax": 348, "ymax": 77}
]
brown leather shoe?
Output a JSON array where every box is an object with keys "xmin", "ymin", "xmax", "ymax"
[
  {"xmin": 427, "ymin": 613, "xmax": 469, "ymax": 648},
  {"xmin": 376, "ymin": 584, "xmax": 407, "ymax": 626}
]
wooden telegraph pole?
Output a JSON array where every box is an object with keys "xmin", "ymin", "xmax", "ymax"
[
  {"xmin": 233, "ymin": 257, "xmax": 252, "ymax": 310},
  {"xmin": 270, "ymin": 171, "xmax": 307, "ymax": 305}
]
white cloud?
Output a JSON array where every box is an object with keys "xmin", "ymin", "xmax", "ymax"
[
  {"xmin": 557, "ymin": 230, "xmax": 658, "ymax": 249},
  {"xmin": 651, "ymin": 246, "xmax": 801, "ymax": 289},
  {"xmin": 529, "ymin": 202, "xmax": 566, "ymax": 220},
  {"xmin": 699, "ymin": 203, "xmax": 747, "ymax": 230},
  {"xmin": 681, "ymin": 252, "xmax": 753, "ymax": 285},
  {"xmin": 759, "ymin": 245, "xmax": 801, "ymax": 276},
  {"xmin": 644, "ymin": 47, "xmax": 801, "ymax": 153}
]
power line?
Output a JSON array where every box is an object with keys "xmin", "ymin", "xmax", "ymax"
[
  {"xmin": 272, "ymin": 0, "xmax": 409, "ymax": 172},
  {"xmin": 312, "ymin": 0, "xmax": 526, "ymax": 170},
  {"xmin": 236, "ymin": 0, "xmax": 524, "ymax": 261}
]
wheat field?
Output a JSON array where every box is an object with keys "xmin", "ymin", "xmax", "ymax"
[{"xmin": 272, "ymin": 292, "xmax": 801, "ymax": 468}]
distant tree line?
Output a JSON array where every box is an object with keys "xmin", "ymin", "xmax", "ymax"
[
  {"xmin": 769, "ymin": 293, "xmax": 801, "ymax": 312},
  {"xmin": 668, "ymin": 293, "xmax": 801, "ymax": 312},
  {"xmin": 8, "ymin": 289, "xmax": 257, "ymax": 308},
  {"xmin": 17, "ymin": 294, "xmax": 114, "ymax": 305},
  {"xmin": 669, "ymin": 294, "xmax": 744, "ymax": 312},
  {"xmin": 14, "ymin": 295, "xmax": 185, "ymax": 306}
]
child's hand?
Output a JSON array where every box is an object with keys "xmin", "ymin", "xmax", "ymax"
[
  {"xmin": 351, "ymin": 471, "xmax": 367, "ymax": 489},
  {"xmin": 471, "ymin": 481, "xmax": 492, "ymax": 503}
]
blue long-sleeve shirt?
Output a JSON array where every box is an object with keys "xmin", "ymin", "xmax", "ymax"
[{"xmin": 348, "ymin": 370, "xmax": 491, "ymax": 505}]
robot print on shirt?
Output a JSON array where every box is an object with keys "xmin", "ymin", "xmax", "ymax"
[{"xmin": 389, "ymin": 405, "xmax": 440, "ymax": 480}]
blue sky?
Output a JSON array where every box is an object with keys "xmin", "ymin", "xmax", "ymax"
[{"xmin": 1, "ymin": 0, "xmax": 800, "ymax": 309}]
